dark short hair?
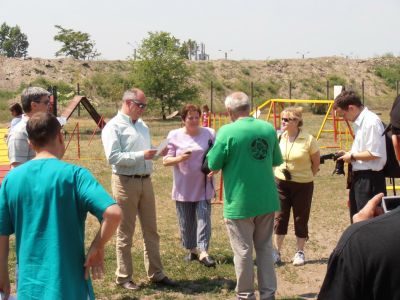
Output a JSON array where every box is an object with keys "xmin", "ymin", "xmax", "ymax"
[
  {"xmin": 27, "ymin": 112, "xmax": 61, "ymax": 148},
  {"xmin": 21, "ymin": 87, "xmax": 51, "ymax": 113},
  {"xmin": 181, "ymin": 104, "xmax": 201, "ymax": 121},
  {"xmin": 333, "ymin": 90, "xmax": 363, "ymax": 110},
  {"xmin": 9, "ymin": 102, "xmax": 23, "ymax": 115}
]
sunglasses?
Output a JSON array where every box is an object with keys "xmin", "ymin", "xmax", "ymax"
[
  {"xmin": 281, "ymin": 117, "xmax": 295, "ymax": 122},
  {"xmin": 129, "ymin": 99, "xmax": 147, "ymax": 109}
]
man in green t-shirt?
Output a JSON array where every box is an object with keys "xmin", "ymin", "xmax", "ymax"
[
  {"xmin": 207, "ymin": 92, "xmax": 283, "ymax": 300},
  {"xmin": 0, "ymin": 112, "xmax": 121, "ymax": 300}
]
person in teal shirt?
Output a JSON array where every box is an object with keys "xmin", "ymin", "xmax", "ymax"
[
  {"xmin": 207, "ymin": 92, "xmax": 283, "ymax": 300},
  {"xmin": 0, "ymin": 112, "xmax": 121, "ymax": 300}
]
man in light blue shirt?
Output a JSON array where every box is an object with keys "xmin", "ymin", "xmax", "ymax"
[{"xmin": 101, "ymin": 88, "xmax": 176, "ymax": 290}]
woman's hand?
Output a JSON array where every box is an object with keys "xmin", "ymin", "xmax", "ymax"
[
  {"xmin": 179, "ymin": 152, "xmax": 191, "ymax": 162},
  {"xmin": 207, "ymin": 170, "xmax": 220, "ymax": 178}
]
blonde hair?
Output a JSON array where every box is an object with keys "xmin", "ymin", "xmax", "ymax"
[{"xmin": 281, "ymin": 106, "xmax": 303, "ymax": 127}]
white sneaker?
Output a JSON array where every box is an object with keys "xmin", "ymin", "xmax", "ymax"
[
  {"xmin": 272, "ymin": 249, "xmax": 281, "ymax": 264},
  {"xmin": 293, "ymin": 250, "xmax": 305, "ymax": 266}
]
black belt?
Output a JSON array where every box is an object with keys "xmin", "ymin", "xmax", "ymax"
[
  {"xmin": 353, "ymin": 169, "xmax": 383, "ymax": 175},
  {"xmin": 119, "ymin": 174, "xmax": 150, "ymax": 179}
]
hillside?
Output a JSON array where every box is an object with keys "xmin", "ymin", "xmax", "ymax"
[{"xmin": 0, "ymin": 55, "xmax": 399, "ymax": 121}]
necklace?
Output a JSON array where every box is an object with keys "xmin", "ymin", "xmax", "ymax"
[{"xmin": 285, "ymin": 130, "xmax": 300, "ymax": 170}]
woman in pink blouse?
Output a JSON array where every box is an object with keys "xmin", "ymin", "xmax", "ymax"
[{"xmin": 163, "ymin": 104, "xmax": 216, "ymax": 268}]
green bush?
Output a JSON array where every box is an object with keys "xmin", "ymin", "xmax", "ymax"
[{"xmin": 374, "ymin": 64, "xmax": 400, "ymax": 89}]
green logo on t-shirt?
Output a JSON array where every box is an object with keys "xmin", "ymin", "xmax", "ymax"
[{"xmin": 250, "ymin": 137, "xmax": 268, "ymax": 160}]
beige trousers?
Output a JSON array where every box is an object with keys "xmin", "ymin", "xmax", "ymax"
[
  {"xmin": 112, "ymin": 174, "xmax": 165, "ymax": 284},
  {"xmin": 225, "ymin": 213, "xmax": 276, "ymax": 300}
]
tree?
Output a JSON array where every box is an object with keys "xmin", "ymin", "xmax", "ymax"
[
  {"xmin": 132, "ymin": 31, "xmax": 198, "ymax": 119},
  {"xmin": 0, "ymin": 22, "xmax": 29, "ymax": 58},
  {"xmin": 53, "ymin": 25, "xmax": 100, "ymax": 60}
]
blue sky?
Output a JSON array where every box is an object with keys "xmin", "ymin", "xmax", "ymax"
[{"xmin": 1, "ymin": 0, "xmax": 399, "ymax": 60}]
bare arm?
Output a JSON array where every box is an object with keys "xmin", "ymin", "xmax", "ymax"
[
  {"xmin": 163, "ymin": 152, "xmax": 191, "ymax": 167},
  {"xmin": 310, "ymin": 151, "xmax": 320, "ymax": 176},
  {"xmin": 0, "ymin": 236, "xmax": 10, "ymax": 300},
  {"xmin": 84, "ymin": 204, "xmax": 122, "ymax": 280},
  {"xmin": 340, "ymin": 151, "xmax": 380, "ymax": 163}
]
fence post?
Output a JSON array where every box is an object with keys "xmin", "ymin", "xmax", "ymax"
[
  {"xmin": 362, "ymin": 79, "xmax": 365, "ymax": 105},
  {"xmin": 326, "ymin": 80, "xmax": 330, "ymax": 99},
  {"xmin": 52, "ymin": 86, "xmax": 58, "ymax": 116},
  {"xmin": 77, "ymin": 83, "xmax": 81, "ymax": 117},
  {"xmin": 289, "ymin": 81, "xmax": 292, "ymax": 99},
  {"xmin": 210, "ymin": 81, "xmax": 214, "ymax": 113},
  {"xmin": 250, "ymin": 81, "xmax": 254, "ymax": 111}
]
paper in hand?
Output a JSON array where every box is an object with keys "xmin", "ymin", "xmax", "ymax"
[{"xmin": 153, "ymin": 139, "xmax": 168, "ymax": 159}]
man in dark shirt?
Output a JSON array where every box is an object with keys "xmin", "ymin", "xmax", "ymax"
[{"xmin": 319, "ymin": 95, "xmax": 400, "ymax": 300}]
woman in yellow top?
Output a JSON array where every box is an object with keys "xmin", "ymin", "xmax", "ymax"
[{"xmin": 273, "ymin": 106, "xmax": 320, "ymax": 266}]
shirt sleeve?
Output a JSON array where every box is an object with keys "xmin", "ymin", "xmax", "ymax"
[
  {"xmin": 164, "ymin": 130, "xmax": 176, "ymax": 159},
  {"xmin": 207, "ymin": 128, "xmax": 227, "ymax": 171},
  {"xmin": 272, "ymin": 134, "xmax": 283, "ymax": 167},
  {"xmin": 0, "ymin": 178, "xmax": 14, "ymax": 235},
  {"xmin": 319, "ymin": 236, "xmax": 362, "ymax": 299},
  {"xmin": 364, "ymin": 120, "xmax": 385, "ymax": 158},
  {"xmin": 101, "ymin": 123, "xmax": 145, "ymax": 167},
  {"xmin": 7, "ymin": 130, "xmax": 31, "ymax": 164},
  {"xmin": 76, "ymin": 168, "xmax": 117, "ymax": 222},
  {"xmin": 309, "ymin": 135, "xmax": 319, "ymax": 155}
]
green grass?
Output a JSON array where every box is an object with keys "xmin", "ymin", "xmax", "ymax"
[{"xmin": 5, "ymin": 110, "xmax": 394, "ymax": 299}]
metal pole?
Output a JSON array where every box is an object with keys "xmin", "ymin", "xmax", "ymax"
[
  {"xmin": 210, "ymin": 81, "xmax": 214, "ymax": 112},
  {"xmin": 225, "ymin": 52, "xmax": 227, "ymax": 60},
  {"xmin": 362, "ymin": 79, "xmax": 365, "ymax": 105},
  {"xmin": 326, "ymin": 80, "xmax": 329, "ymax": 99},
  {"xmin": 77, "ymin": 83, "xmax": 81, "ymax": 117},
  {"xmin": 52, "ymin": 86, "xmax": 58, "ymax": 116},
  {"xmin": 397, "ymin": 80, "xmax": 399, "ymax": 96},
  {"xmin": 289, "ymin": 81, "xmax": 292, "ymax": 99},
  {"xmin": 250, "ymin": 82, "xmax": 254, "ymax": 111}
]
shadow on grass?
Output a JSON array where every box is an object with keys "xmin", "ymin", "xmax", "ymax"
[
  {"xmin": 119, "ymin": 276, "xmax": 236, "ymax": 299},
  {"xmin": 275, "ymin": 257, "xmax": 329, "ymax": 267}
]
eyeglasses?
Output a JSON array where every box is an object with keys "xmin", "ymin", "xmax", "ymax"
[
  {"xmin": 281, "ymin": 117, "xmax": 295, "ymax": 122},
  {"xmin": 186, "ymin": 116, "xmax": 199, "ymax": 121},
  {"xmin": 129, "ymin": 99, "xmax": 147, "ymax": 109},
  {"xmin": 36, "ymin": 99, "xmax": 50, "ymax": 106}
]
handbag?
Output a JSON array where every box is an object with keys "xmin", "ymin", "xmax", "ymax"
[{"xmin": 201, "ymin": 138, "xmax": 213, "ymax": 175}]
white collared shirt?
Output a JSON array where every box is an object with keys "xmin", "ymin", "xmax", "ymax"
[
  {"xmin": 101, "ymin": 111, "xmax": 153, "ymax": 175},
  {"xmin": 351, "ymin": 107, "xmax": 386, "ymax": 171}
]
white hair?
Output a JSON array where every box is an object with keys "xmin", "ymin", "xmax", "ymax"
[
  {"xmin": 225, "ymin": 92, "xmax": 250, "ymax": 112},
  {"xmin": 122, "ymin": 89, "xmax": 138, "ymax": 102}
]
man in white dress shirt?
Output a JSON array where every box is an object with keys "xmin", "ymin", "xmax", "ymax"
[{"xmin": 334, "ymin": 90, "xmax": 387, "ymax": 221}]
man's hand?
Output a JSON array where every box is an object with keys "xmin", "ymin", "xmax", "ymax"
[
  {"xmin": 338, "ymin": 151, "xmax": 352, "ymax": 163},
  {"xmin": 84, "ymin": 244, "xmax": 105, "ymax": 280},
  {"xmin": 0, "ymin": 275, "xmax": 10, "ymax": 300},
  {"xmin": 144, "ymin": 149, "xmax": 157, "ymax": 160},
  {"xmin": 207, "ymin": 170, "xmax": 220, "ymax": 178},
  {"xmin": 353, "ymin": 193, "xmax": 384, "ymax": 223}
]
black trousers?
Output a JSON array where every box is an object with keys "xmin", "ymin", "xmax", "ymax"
[{"xmin": 349, "ymin": 170, "xmax": 386, "ymax": 222}]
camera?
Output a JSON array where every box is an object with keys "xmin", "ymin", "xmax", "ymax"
[
  {"xmin": 320, "ymin": 153, "xmax": 345, "ymax": 175},
  {"xmin": 282, "ymin": 168, "xmax": 292, "ymax": 180},
  {"xmin": 381, "ymin": 196, "xmax": 400, "ymax": 213}
]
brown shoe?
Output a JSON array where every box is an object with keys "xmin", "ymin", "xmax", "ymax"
[
  {"xmin": 154, "ymin": 276, "xmax": 178, "ymax": 287},
  {"xmin": 119, "ymin": 280, "xmax": 140, "ymax": 291}
]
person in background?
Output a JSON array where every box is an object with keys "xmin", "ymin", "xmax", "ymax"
[
  {"xmin": 318, "ymin": 96, "xmax": 400, "ymax": 300},
  {"xmin": 101, "ymin": 88, "xmax": 176, "ymax": 291},
  {"xmin": 7, "ymin": 87, "xmax": 51, "ymax": 168},
  {"xmin": 207, "ymin": 91, "xmax": 283, "ymax": 300},
  {"xmin": 163, "ymin": 104, "xmax": 216, "ymax": 268},
  {"xmin": 0, "ymin": 112, "xmax": 121, "ymax": 300},
  {"xmin": 273, "ymin": 107, "xmax": 320, "ymax": 266},
  {"xmin": 8, "ymin": 103, "xmax": 23, "ymax": 131},
  {"xmin": 201, "ymin": 104, "xmax": 212, "ymax": 127},
  {"xmin": 334, "ymin": 90, "xmax": 386, "ymax": 221}
]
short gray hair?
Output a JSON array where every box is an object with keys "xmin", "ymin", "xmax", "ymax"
[
  {"xmin": 122, "ymin": 89, "xmax": 138, "ymax": 102},
  {"xmin": 225, "ymin": 92, "xmax": 250, "ymax": 113},
  {"xmin": 21, "ymin": 87, "xmax": 51, "ymax": 113}
]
